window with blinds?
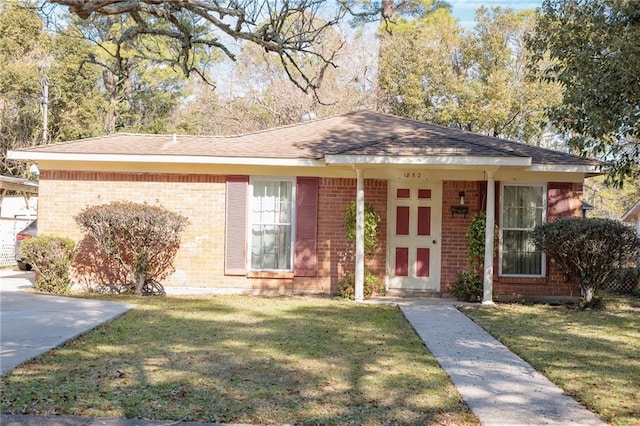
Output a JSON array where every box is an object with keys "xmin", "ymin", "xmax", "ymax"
[
  {"xmin": 500, "ymin": 184, "xmax": 546, "ymax": 276},
  {"xmin": 249, "ymin": 178, "xmax": 294, "ymax": 271}
]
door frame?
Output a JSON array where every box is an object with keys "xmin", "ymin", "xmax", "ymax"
[{"xmin": 386, "ymin": 178, "xmax": 442, "ymax": 291}]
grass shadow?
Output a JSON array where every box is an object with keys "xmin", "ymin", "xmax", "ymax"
[{"xmin": 1, "ymin": 296, "xmax": 477, "ymax": 424}]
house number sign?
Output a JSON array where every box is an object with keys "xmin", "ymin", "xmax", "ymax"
[{"xmin": 400, "ymin": 171, "xmax": 424, "ymax": 180}]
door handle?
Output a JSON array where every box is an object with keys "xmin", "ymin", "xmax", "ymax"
[{"xmin": 432, "ymin": 240, "xmax": 437, "ymax": 244}]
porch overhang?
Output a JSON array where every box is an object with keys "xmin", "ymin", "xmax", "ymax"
[
  {"xmin": 525, "ymin": 164, "xmax": 602, "ymax": 175},
  {"xmin": 325, "ymin": 155, "xmax": 531, "ymax": 167}
]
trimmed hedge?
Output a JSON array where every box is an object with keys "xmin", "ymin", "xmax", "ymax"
[
  {"xmin": 21, "ymin": 236, "xmax": 75, "ymax": 295},
  {"xmin": 533, "ymin": 218, "xmax": 639, "ymax": 306},
  {"xmin": 75, "ymin": 201, "xmax": 188, "ymax": 296}
]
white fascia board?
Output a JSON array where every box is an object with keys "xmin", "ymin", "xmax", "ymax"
[
  {"xmin": 325, "ymin": 154, "xmax": 531, "ymax": 167},
  {"xmin": 525, "ymin": 164, "xmax": 602, "ymax": 174},
  {"xmin": 7, "ymin": 151, "xmax": 325, "ymax": 167}
]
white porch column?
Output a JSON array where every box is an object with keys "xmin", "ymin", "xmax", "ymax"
[
  {"xmin": 355, "ymin": 168, "xmax": 365, "ymax": 302},
  {"xmin": 483, "ymin": 172, "xmax": 496, "ymax": 305}
]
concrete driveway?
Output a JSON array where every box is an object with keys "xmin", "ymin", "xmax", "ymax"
[{"xmin": 0, "ymin": 270, "xmax": 133, "ymax": 375}]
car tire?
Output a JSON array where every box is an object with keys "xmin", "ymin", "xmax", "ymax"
[{"xmin": 17, "ymin": 261, "xmax": 32, "ymax": 271}]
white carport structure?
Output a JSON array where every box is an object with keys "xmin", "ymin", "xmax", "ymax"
[{"xmin": 0, "ymin": 175, "xmax": 38, "ymax": 218}]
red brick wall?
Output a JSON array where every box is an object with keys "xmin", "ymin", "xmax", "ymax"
[
  {"xmin": 39, "ymin": 170, "xmax": 582, "ymax": 297},
  {"xmin": 440, "ymin": 181, "xmax": 480, "ymax": 294},
  {"xmin": 39, "ymin": 171, "xmax": 228, "ymax": 289},
  {"xmin": 38, "ymin": 171, "xmax": 386, "ymax": 294},
  {"xmin": 439, "ymin": 180, "xmax": 583, "ymax": 298},
  {"xmin": 314, "ymin": 178, "xmax": 387, "ymax": 292}
]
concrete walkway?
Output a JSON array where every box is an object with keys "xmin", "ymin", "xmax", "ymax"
[
  {"xmin": 1, "ymin": 270, "xmax": 134, "ymax": 375},
  {"xmin": 397, "ymin": 299, "xmax": 606, "ymax": 426}
]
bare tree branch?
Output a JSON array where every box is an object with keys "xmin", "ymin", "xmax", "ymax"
[
  {"xmin": 47, "ymin": 0, "xmax": 446, "ymax": 101},
  {"xmin": 48, "ymin": 0, "xmax": 376, "ymax": 95}
]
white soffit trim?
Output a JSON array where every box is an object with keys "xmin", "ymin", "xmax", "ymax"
[
  {"xmin": 526, "ymin": 164, "xmax": 602, "ymax": 173},
  {"xmin": 325, "ymin": 155, "xmax": 532, "ymax": 167},
  {"xmin": 7, "ymin": 151, "xmax": 325, "ymax": 167}
]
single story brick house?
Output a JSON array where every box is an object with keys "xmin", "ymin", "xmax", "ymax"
[{"xmin": 8, "ymin": 111, "xmax": 600, "ymax": 301}]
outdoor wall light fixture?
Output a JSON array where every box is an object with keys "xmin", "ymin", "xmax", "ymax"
[{"xmin": 451, "ymin": 190, "xmax": 469, "ymax": 217}]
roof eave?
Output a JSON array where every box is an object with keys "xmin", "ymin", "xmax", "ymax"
[
  {"xmin": 7, "ymin": 151, "xmax": 325, "ymax": 167},
  {"xmin": 325, "ymin": 155, "xmax": 532, "ymax": 167},
  {"xmin": 525, "ymin": 164, "xmax": 603, "ymax": 174}
]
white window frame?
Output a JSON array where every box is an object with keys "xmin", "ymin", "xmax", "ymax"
[
  {"xmin": 499, "ymin": 183, "xmax": 547, "ymax": 278},
  {"xmin": 248, "ymin": 176, "xmax": 296, "ymax": 272}
]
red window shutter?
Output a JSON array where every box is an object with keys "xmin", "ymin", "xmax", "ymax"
[
  {"xmin": 225, "ymin": 176, "xmax": 248, "ymax": 275},
  {"xmin": 294, "ymin": 177, "xmax": 319, "ymax": 277},
  {"xmin": 548, "ymin": 182, "xmax": 572, "ymax": 221}
]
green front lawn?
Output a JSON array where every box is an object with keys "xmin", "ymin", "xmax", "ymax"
[
  {"xmin": 1, "ymin": 295, "xmax": 478, "ymax": 425},
  {"xmin": 463, "ymin": 295, "xmax": 640, "ymax": 425}
]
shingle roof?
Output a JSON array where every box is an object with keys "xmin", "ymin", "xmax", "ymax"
[{"xmin": 13, "ymin": 110, "xmax": 599, "ymax": 167}]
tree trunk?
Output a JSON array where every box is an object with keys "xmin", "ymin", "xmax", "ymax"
[
  {"xmin": 103, "ymin": 70, "xmax": 117, "ymax": 134},
  {"xmin": 581, "ymin": 283, "xmax": 594, "ymax": 303},
  {"xmin": 134, "ymin": 271, "xmax": 145, "ymax": 296}
]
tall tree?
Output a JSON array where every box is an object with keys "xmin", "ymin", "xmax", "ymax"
[
  {"xmin": 379, "ymin": 6, "xmax": 562, "ymax": 145},
  {"xmin": 1, "ymin": 1, "xmax": 109, "ymax": 175},
  {"xmin": 168, "ymin": 26, "xmax": 378, "ymax": 135},
  {"xmin": 63, "ymin": 14, "xmax": 197, "ymax": 133},
  {"xmin": 48, "ymin": 28, "xmax": 106, "ymax": 141},
  {"xmin": 584, "ymin": 175, "xmax": 640, "ymax": 219},
  {"xmin": 0, "ymin": 0, "xmax": 50, "ymax": 175},
  {"xmin": 528, "ymin": 0, "xmax": 640, "ymax": 184}
]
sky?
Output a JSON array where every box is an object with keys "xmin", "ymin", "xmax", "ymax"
[{"xmin": 449, "ymin": 1, "xmax": 543, "ymax": 27}]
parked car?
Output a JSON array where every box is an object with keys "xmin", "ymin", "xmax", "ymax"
[{"xmin": 15, "ymin": 220, "xmax": 37, "ymax": 271}]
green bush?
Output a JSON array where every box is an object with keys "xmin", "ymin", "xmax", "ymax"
[
  {"xmin": 533, "ymin": 218, "xmax": 640, "ymax": 306},
  {"xmin": 466, "ymin": 212, "xmax": 488, "ymax": 271},
  {"xmin": 21, "ymin": 236, "xmax": 75, "ymax": 295},
  {"xmin": 452, "ymin": 212, "xmax": 495, "ymax": 302},
  {"xmin": 75, "ymin": 201, "xmax": 189, "ymax": 296},
  {"xmin": 343, "ymin": 201, "xmax": 380, "ymax": 258},
  {"xmin": 337, "ymin": 271, "xmax": 384, "ymax": 300},
  {"xmin": 341, "ymin": 201, "xmax": 382, "ymax": 299},
  {"xmin": 452, "ymin": 270, "xmax": 483, "ymax": 302}
]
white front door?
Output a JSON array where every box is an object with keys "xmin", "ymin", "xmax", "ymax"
[{"xmin": 387, "ymin": 180, "xmax": 442, "ymax": 291}]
